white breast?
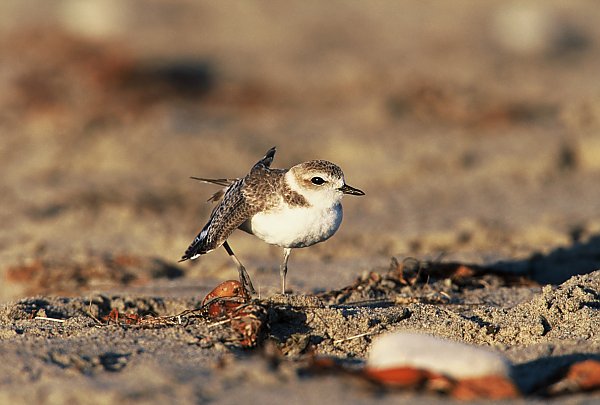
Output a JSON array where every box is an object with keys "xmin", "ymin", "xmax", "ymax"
[{"xmin": 247, "ymin": 202, "xmax": 343, "ymax": 248}]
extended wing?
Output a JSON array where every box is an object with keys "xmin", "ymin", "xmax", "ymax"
[
  {"xmin": 190, "ymin": 177, "xmax": 238, "ymax": 203},
  {"xmin": 179, "ymin": 147, "xmax": 277, "ymax": 261}
]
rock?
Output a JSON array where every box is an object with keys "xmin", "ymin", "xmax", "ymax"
[{"xmin": 366, "ymin": 332, "xmax": 511, "ymax": 380}]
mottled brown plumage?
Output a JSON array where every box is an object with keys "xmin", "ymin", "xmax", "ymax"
[
  {"xmin": 180, "ymin": 147, "xmax": 280, "ymax": 260},
  {"xmin": 280, "ymin": 176, "xmax": 309, "ymax": 207}
]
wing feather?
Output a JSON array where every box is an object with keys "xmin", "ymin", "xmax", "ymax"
[{"xmin": 179, "ymin": 147, "xmax": 279, "ymax": 262}]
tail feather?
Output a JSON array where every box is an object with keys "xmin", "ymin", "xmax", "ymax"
[
  {"xmin": 189, "ymin": 177, "xmax": 235, "ymax": 203},
  {"xmin": 189, "ymin": 177, "xmax": 237, "ymax": 187},
  {"xmin": 179, "ymin": 227, "xmax": 210, "ymax": 262}
]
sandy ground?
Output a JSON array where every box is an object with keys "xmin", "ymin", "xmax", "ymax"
[{"xmin": 1, "ymin": 1, "xmax": 600, "ymax": 403}]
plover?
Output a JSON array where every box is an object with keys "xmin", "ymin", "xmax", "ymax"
[{"xmin": 179, "ymin": 147, "xmax": 364, "ymax": 294}]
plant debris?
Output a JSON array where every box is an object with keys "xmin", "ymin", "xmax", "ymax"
[
  {"xmin": 0, "ymin": 269, "xmax": 598, "ymax": 401},
  {"xmin": 318, "ymin": 256, "xmax": 537, "ymax": 305}
]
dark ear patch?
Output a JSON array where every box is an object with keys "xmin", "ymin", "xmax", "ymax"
[
  {"xmin": 301, "ymin": 177, "xmax": 319, "ymax": 189},
  {"xmin": 282, "ymin": 181, "xmax": 310, "ymax": 207}
]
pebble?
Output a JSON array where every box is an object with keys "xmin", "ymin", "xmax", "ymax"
[{"xmin": 366, "ymin": 332, "xmax": 511, "ymax": 379}]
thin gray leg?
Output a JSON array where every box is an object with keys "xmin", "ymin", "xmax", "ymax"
[
  {"xmin": 223, "ymin": 241, "xmax": 255, "ymax": 295},
  {"xmin": 280, "ymin": 248, "xmax": 292, "ymax": 294}
]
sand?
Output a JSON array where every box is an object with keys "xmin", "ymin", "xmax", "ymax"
[{"xmin": 1, "ymin": 1, "xmax": 599, "ymax": 403}]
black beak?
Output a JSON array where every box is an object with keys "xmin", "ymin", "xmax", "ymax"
[{"xmin": 339, "ymin": 184, "xmax": 365, "ymax": 196}]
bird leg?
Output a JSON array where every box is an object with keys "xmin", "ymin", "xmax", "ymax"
[
  {"xmin": 223, "ymin": 241, "xmax": 256, "ymax": 295},
  {"xmin": 280, "ymin": 248, "xmax": 292, "ymax": 294}
]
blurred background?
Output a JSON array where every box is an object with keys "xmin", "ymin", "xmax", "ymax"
[{"xmin": 2, "ymin": 0, "xmax": 600, "ymax": 300}]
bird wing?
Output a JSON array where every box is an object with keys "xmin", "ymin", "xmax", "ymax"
[
  {"xmin": 188, "ymin": 146, "xmax": 276, "ymax": 203},
  {"xmin": 190, "ymin": 177, "xmax": 239, "ymax": 203},
  {"xmin": 252, "ymin": 146, "xmax": 276, "ymax": 171},
  {"xmin": 179, "ymin": 147, "xmax": 278, "ymax": 261},
  {"xmin": 190, "ymin": 177, "xmax": 238, "ymax": 187}
]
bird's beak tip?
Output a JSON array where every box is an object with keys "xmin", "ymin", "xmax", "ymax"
[{"xmin": 340, "ymin": 184, "xmax": 365, "ymax": 196}]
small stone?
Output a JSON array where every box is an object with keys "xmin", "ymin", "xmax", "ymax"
[
  {"xmin": 452, "ymin": 375, "xmax": 519, "ymax": 400},
  {"xmin": 366, "ymin": 332, "xmax": 512, "ymax": 380},
  {"xmin": 364, "ymin": 366, "xmax": 431, "ymax": 388},
  {"xmin": 564, "ymin": 359, "xmax": 600, "ymax": 392}
]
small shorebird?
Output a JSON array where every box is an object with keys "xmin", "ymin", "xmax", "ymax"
[{"xmin": 179, "ymin": 147, "xmax": 364, "ymax": 294}]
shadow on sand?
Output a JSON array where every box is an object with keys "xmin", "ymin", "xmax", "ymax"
[{"xmin": 492, "ymin": 234, "xmax": 600, "ymax": 285}]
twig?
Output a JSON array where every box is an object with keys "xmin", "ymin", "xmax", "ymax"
[
  {"xmin": 86, "ymin": 296, "xmax": 103, "ymax": 325},
  {"xmin": 333, "ymin": 330, "xmax": 379, "ymax": 345},
  {"xmin": 207, "ymin": 318, "xmax": 233, "ymax": 328},
  {"xmin": 34, "ymin": 316, "xmax": 65, "ymax": 323}
]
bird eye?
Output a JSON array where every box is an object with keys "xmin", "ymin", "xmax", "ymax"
[{"xmin": 311, "ymin": 176, "xmax": 325, "ymax": 185}]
